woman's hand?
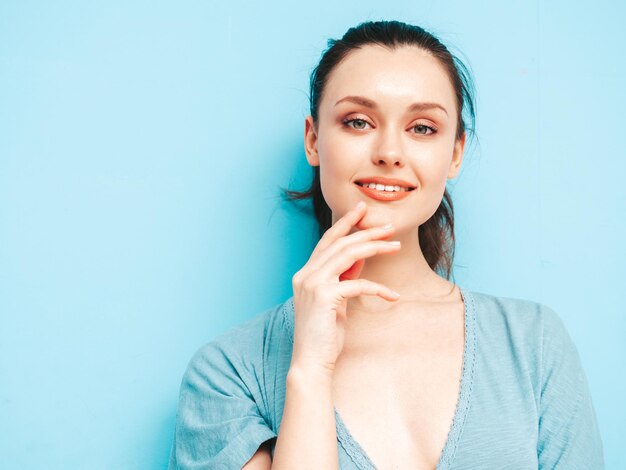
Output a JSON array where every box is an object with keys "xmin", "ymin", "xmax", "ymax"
[{"xmin": 290, "ymin": 201, "xmax": 401, "ymax": 379}]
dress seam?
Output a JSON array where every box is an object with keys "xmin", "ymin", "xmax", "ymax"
[{"xmin": 437, "ymin": 287, "xmax": 477, "ymax": 468}]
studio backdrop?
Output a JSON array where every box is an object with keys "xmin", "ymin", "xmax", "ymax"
[{"xmin": 0, "ymin": 0, "xmax": 624, "ymax": 468}]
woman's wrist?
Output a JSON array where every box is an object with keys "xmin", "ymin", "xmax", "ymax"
[{"xmin": 287, "ymin": 361, "xmax": 335, "ymax": 389}]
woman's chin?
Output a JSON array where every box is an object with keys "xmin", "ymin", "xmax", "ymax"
[{"xmin": 354, "ymin": 210, "xmax": 393, "ymax": 231}]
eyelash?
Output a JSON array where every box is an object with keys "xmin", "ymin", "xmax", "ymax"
[{"xmin": 342, "ymin": 118, "xmax": 437, "ymax": 135}]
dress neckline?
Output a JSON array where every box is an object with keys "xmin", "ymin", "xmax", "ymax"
[{"xmin": 283, "ymin": 286, "xmax": 478, "ymax": 470}]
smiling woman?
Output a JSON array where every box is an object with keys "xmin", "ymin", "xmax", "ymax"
[{"xmin": 168, "ymin": 20, "xmax": 604, "ymax": 470}]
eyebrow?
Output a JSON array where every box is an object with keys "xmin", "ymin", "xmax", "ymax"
[{"xmin": 334, "ymin": 95, "xmax": 448, "ymax": 116}]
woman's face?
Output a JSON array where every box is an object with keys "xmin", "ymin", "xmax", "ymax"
[{"xmin": 304, "ymin": 44, "xmax": 465, "ymax": 233}]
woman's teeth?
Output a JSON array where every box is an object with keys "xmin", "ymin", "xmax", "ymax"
[{"xmin": 358, "ymin": 182, "xmax": 409, "ymax": 192}]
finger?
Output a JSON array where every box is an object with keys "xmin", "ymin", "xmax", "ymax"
[
  {"xmin": 307, "ymin": 223, "xmax": 396, "ymax": 272},
  {"xmin": 313, "ymin": 201, "xmax": 367, "ymax": 254},
  {"xmin": 329, "ymin": 240, "xmax": 400, "ymax": 277},
  {"xmin": 337, "ymin": 278, "xmax": 400, "ymax": 302},
  {"xmin": 339, "ymin": 259, "xmax": 364, "ymax": 281},
  {"xmin": 317, "ymin": 240, "xmax": 401, "ymax": 280}
]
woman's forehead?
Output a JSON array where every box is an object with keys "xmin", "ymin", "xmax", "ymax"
[{"xmin": 321, "ymin": 44, "xmax": 456, "ymax": 113}]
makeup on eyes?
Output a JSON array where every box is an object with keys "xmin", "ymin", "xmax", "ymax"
[{"xmin": 340, "ymin": 116, "xmax": 438, "ymax": 135}]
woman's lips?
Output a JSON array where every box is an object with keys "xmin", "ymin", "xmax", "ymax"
[{"xmin": 355, "ymin": 182, "xmax": 412, "ymax": 201}]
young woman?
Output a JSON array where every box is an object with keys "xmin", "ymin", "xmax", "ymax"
[{"xmin": 168, "ymin": 20, "xmax": 604, "ymax": 470}]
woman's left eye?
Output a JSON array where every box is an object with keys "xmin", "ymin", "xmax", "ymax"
[{"xmin": 411, "ymin": 124, "xmax": 436, "ymax": 135}]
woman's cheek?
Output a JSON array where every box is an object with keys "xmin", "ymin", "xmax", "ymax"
[{"xmin": 319, "ymin": 163, "xmax": 344, "ymax": 212}]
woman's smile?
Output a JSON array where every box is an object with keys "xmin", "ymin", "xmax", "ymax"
[
  {"xmin": 355, "ymin": 182, "xmax": 413, "ymax": 201},
  {"xmin": 354, "ymin": 176, "xmax": 417, "ymax": 201}
]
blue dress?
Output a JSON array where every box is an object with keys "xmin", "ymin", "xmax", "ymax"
[{"xmin": 168, "ymin": 287, "xmax": 605, "ymax": 469}]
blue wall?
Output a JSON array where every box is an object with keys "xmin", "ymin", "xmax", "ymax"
[{"xmin": 1, "ymin": 1, "xmax": 624, "ymax": 468}]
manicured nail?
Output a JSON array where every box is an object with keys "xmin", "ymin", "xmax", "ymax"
[
  {"xmin": 388, "ymin": 241, "xmax": 401, "ymax": 246},
  {"xmin": 390, "ymin": 290, "xmax": 401, "ymax": 299},
  {"xmin": 355, "ymin": 201, "xmax": 366, "ymax": 210},
  {"xmin": 382, "ymin": 223, "xmax": 393, "ymax": 230}
]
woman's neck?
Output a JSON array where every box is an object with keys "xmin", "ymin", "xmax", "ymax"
[{"xmin": 346, "ymin": 230, "xmax": 457, "ymax": 317}]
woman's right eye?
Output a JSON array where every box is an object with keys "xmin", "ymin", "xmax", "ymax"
[{"xmin": 343, "ymin": 118, "xmax": 371, "ymax": 130}]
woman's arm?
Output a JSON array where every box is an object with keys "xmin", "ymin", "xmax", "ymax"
[
  {"xmin": 270, "ymin": 365, "xmax": 339, "ymax": 470},
  {"xmin": 242, "ymin": 365, "xmax": 338, "ymax": 470},
  {"xmin": 266, "ymin": 202, "xmax": 399, "ymax": 469},
  {"xmin": 537, "ymin": 305, "xmax": 604, "ymax": 469},
  {"xmin": 242, "ymin": 440, "xmax": 273, "ymax": 470}
]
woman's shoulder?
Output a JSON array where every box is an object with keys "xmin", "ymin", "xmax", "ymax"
[
  {"xmin": 464, "ymin": 287, "xmax": 576, "ymax": 361},
  {"xmin": 456, "ymin": 292, "xmax": 603, "ymax": 466},
  {"xmin": 171, "ymin": 300, "xmax": 291, "ymax": 468},
  {"xmin": 467, "ymin": 288, "xmax": 568, "ymax": 334},
  {"xmin": 176, "ymin": 298, "xmax": 294, "ymax": 425},
  {"xmin": 190, "ymin": 297, "xmax": 292, "ymax": 365}
]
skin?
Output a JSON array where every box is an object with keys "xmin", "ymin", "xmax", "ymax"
[{"xmin": 303, "ymin": 44, "xmax": 466, "ymax": 327}]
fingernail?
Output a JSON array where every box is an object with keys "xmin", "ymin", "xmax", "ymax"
[
  {"xmin": 355, "ymin": 201, "xmax": 366, "ymax": 210},
  {"xmin": 390, "ymin": 290, "xmax": 401, "ymax": 299},
  {"xmin": 388, "ymin": 241, "xmax": 401, "ymax": 246},
  {"xmin": 382, "ymin": 223, "xmax": 393, "ymax": 230}
]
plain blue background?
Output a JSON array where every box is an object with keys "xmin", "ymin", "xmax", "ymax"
[{"xmin": 1, "ymin": 1, "xmax": 624, "ymax": 468}]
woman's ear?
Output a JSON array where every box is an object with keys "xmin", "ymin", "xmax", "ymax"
[
  {"xmin": 304, "ymin": 115, "xmax": 320, "ymax": 167},
  {"xmin": 447, "ymin": 132, "xmax": 466, "ymax": 179}
]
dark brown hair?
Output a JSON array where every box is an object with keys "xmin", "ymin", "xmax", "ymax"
[{"xmin": 282, "ymin": 20, "xmax": 476, "ymax": 280}]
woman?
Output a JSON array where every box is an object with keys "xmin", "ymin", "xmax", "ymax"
[{"xmin": 168, "ymin": 20, "xmax": 604, "ymax": 469}]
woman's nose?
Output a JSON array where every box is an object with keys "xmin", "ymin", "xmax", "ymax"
[{"xmin": 372, "ymin": 128, "xmax": 405, "ymax": 167}]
